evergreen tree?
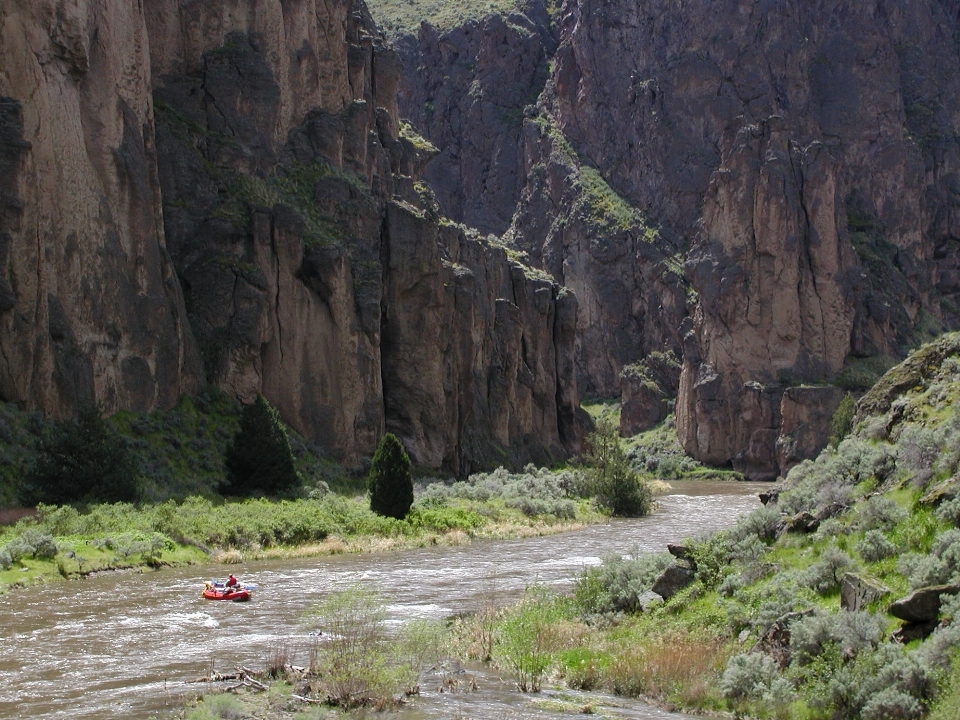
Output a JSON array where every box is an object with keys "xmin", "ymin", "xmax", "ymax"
[
  {"xmin": 223, "ymin": 394, "xmax": 300, "ymax": 497},
  {"xmin": 583, "ymin": 418, "xmax": 652, "ymax": 517},
  {"xmin": 20, "ymin": 405, "xmax": 142, "ymax": 506},
  {"xmin": 368, "ymin": 433, "xmax": 413, "ymax": 519}
]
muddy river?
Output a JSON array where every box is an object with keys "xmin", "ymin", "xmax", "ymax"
[{"xmin": 0, "ymin": 481, "xmax": 765, "ymax": 719}]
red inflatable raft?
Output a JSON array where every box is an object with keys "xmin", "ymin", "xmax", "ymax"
[{"xmin": 202, "ymin": 581, "xmax": 252, "ymax": 602}]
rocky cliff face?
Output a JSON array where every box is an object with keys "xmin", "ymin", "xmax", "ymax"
[
  {"xmin": 0, "ymin": 0, "xmax": 581, "ymax": 474},
  {"xmin": 0, "ymin": 0, "xmax": 202, "ymax": 418},
  {"xmin": 395, "ymin": 0, "xmax": 960, "ymax": 478}
]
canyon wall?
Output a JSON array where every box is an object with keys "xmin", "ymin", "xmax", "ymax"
[
  {"xmin": 396, "ymin": 0, "xmax": 960, "ymax": 477},
  {"xmin": 0, "ymin": 0, "xmax": 581, "ymax": 474},
  {"xmin": 0, "ymin": 0, "xmax": 202, "ymax": 418}
]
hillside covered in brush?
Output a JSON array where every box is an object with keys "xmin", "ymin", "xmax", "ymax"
[{"xmin": 553, "ymin": 333, "xmax": 960, "ymax": 718}]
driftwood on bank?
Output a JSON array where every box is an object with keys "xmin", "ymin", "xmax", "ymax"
[{"xmin": 188, "ymin": 667, "xmax": 268, "ymax": 691}]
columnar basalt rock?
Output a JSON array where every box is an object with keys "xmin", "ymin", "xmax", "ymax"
[
  {"xmin": 0, "ymin": 0, "xmax": 581, "ymax": 473},
  {"xmin": 148, "ymin": 0, "xmax": 581, "ymax": 469}
]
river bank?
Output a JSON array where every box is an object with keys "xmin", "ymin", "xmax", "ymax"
[
  {"xmin": 0, "ymin": 493, "xmax": 606, "ymax": 595},
  {"xmin": 0, "ymin": 481, "xmax": 763, "ymax": 720}
]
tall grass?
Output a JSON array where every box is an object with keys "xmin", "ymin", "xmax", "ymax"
[{"xmin": 607, "ymin": 631, "xmax": 730, "ymax": 707}]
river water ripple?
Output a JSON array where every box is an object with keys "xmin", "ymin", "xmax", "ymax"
[{"xmin": 0, "ymin": 481, "xmax": 765, "ymax": 719}]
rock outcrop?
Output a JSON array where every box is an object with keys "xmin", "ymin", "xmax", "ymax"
[
  {"xmin": 0, "ymin": 0, "xmax": 581, "ymax": 474},
  {"xmin": 396, "ymin": 0, "xmax": 960, "ymax": 477},
  {"xmin": 0, "ymin": 0, "xmax": 202, "ymax": 417}
]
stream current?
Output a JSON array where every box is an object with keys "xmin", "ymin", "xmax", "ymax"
[{"xmin": 0, "ymin": 481, "xmax": 765, "ymax": 719}]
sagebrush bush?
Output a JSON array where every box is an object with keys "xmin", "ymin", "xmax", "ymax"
[
  {"xmin": 720, "ymin": 652, "xmax": 779, "ymax": 700},
  {"xmin": 896, "ymin": 424, "xmax": 941, "ymax": 476},
  {"xmin": 789, "ymin": 610, "xmax": 835, "ymax": 663},
  {"xmin": 0, "ymin": 548, "xmax": 11, "ymax": 570},
  {"xmin": 744, "ymin": 574, "xmax": 813, "ymax": 634},
  {"xmin": 574, "ymin": 551, "xmax": 672, "ymax": 614},
  {"xmin": 856, "ymin": 529, "xmax": 898, "ymax": 562},
  {"xmin": 901, "ymin": 529, "xmax": 960, "ymax": 588},
  {"xmin": 828, "ymin": 643, "xmax": 936, "ymax": 720},
  {"xmin": 416, "ymin": 465, "xmax": 580, "ymax": 519},
  {"xmin": 934, "ymin": 497, "xmax": 960, "ymax": 527},
  {"xmin": 718, "ymin": 572, "xmax": 744, "ymax": 597},
  {"xmin": 802, "ymin": 546, "xmax": 853, "ymax": 593},
  {"xmin": 919, "ymin": 618, "xmax": 960, "ymax": 670},
  {"xmin": 730, "ymin": 534, "xmax": 768, "ymax": 563},
  {"xmin": 728, "ymin": 506, "xmax": 781, "ymax": 544},
  {"xmin": 861, "ymin": 688, "xmax": 923, "ymax": 720},
  {"xmin": 856, "ymin": 496, "xmax": 908, "ymax": 532},
  {"xmin": 15, "ymin": 529, "xmax": 58, "ymax": 560}
]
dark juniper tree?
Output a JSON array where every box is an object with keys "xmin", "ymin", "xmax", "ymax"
[
  {"xmin": 223, "ymin": 394, "xmax": 300, "ymax": 497},
  {"xmin": 368, "ymin": 433, "xmax": 413, "ymax": 519},
  {"xmin": 21, "ymin": 404, "xmax": 142, "ymax": 506}
]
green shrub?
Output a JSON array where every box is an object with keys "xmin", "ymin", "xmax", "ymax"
[
  {"xmin": 185, "ymin": 692, "xmax": 246, "ymax": 720},
  {"xmin": 830, "ymin": 393, "xmax": 857, "ymax": 447},
  {"xmin": 856, "ymin": 530, "xmax": 898, "ymax": 562},
  {"xmin": 20, "ymin": 405, "xmax": 143, "ymax": 506},
  {"xmin": 494, "ymin": 585, "xmax": 566, "ymax": 692},
  {"xmin": 720, "ymin": 652, "xmax": 779, "ymax": 700},
  {"xmin": 223, "ymin": 395, "xmax": 300, "ymax": 498},
  {"xmin": 582, "ymin": 419, "xmax": 652, "ymax": 517},
  {"xmin": 301, "ymin": 583, "xmax": 416, "ymax": 706},
  {"xmin": 0, "ymin": 548, "xmax": 11, "ymax": 570},
  {"xmin": 368, "ymin": 433, "xmax": 413, "ymax": 520}
]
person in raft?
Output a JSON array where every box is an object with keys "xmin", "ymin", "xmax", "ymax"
[{"xmin": 225, "ymin": 574, "xmax": 239, "ymax": 589}]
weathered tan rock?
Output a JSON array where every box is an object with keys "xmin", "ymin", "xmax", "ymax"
[{"xmin": 840, "ymin": 573, "xmax": 890, "ymax": 612}]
